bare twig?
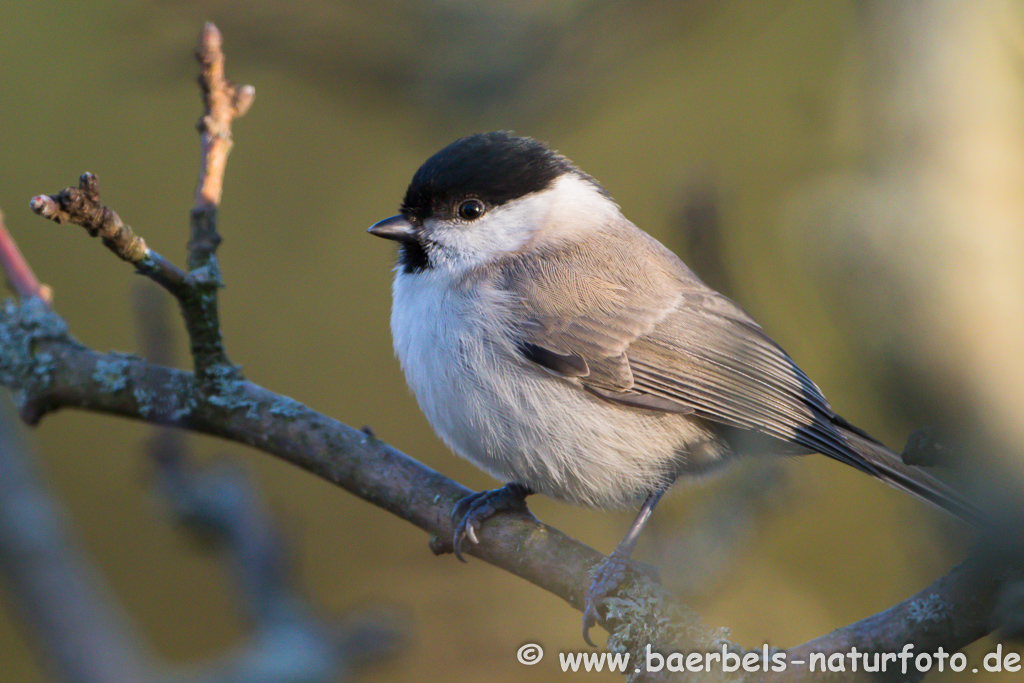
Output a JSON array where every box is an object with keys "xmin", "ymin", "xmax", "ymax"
[
  {"xmin": 190, "ymin": 22, "xmax": 254, "ymax": 270},
  {"xmin": 0, "ymin": 210, "xmax": 51, "ymax": 304},
  {"xmin": 183, "ymin": 22, "xmax": 253, "ymax": 382},
  {"xmin": 29, "ymin": 174, "xmax": 189, "ymax": 296},
  {"xmin": 27, "ymin": 170, "xmax": 231, "ymax": 386},
  {"xmin": 29, "ymin": 173, "xmax": 148, "ymax": 262},
  {"xmin": 193, "ymin": 21, "xmax": 254, "ymax": 216},
  {"xmin": 27, "ymin": 24, "xmax": 254, "ymax": 389},
  {"xmin": 26, "ymin": 172, "xmax": 229, "ymax": 389}
]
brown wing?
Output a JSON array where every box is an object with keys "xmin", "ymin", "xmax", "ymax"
[
  {"xmin": 498, "ymin": 227, "xmax": 694, "ymax": 413},
  {"xmin": 627, "ymin": 293, "xmax": 874, "ymax": 470},
  {"xmin": 498, "ymin": 222, "xmax": 876, "ymax": 474}
]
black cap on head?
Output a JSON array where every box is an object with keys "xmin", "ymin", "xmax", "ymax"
[{"xmin": 400, "ymin": 132, "xmax": 578, "ymax": 223}]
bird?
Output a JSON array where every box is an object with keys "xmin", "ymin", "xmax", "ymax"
[{"xmin": 367, "ymin": 131, "xmax": 979, "ymax": 645}]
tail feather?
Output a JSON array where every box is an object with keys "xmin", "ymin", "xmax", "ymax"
[{"xmin": 837, "ymin": 426, "xmax": 984, "ymax": 527}]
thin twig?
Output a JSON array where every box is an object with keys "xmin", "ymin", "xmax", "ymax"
[
  {"xmin": 0, "ymin": 210, "xmax": 51, "ymax": 304},
  {"xmin": 29, "ymin": 174, "xmax": 190, "ymax": 296},
  {"xmin": 26, "ymin": 23, "xmax": 253, "ymax": 388},
  {"xmin": 29, "ymin": 173, "xmax": 148, "ymax": 261},
  {"xmin": 193, "ymin": 22, "xmax": 254, "ymax": 215},
  {"xmin": 28, "ymin": 170, "xmax": 230, "ymax": 386},
  {"xmin": 183, "ymin": 22, "xmax": 253, "ymax": 382}
]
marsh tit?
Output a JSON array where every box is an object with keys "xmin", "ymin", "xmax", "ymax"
[{"xmin": 368, "ymin": 131, "xmax": 978, "ymax": 644}]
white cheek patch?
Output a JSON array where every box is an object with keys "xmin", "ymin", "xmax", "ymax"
[
  {"xmin": 425, "ymin": 198, "xmax": 545, "ymax": 268},
  {"xmin": 542, "ymin": 174, "xmax": 621, "ymax": 233},
  {"xmin": 423, "ymin": 174, "xmax": 620, "ymax": 272}
]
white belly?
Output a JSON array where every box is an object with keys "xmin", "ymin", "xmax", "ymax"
[{"xmin": 390, "ymin": 270, "xmax": 722, "ymax": 508}]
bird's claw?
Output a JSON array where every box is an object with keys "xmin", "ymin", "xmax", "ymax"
[
  {"xmin": 451, "ymin": 484, "xmax": 531, "ymax": 562},
  {"xmin": 582, "ymin": 551, "xmax": 630, "ymax": 647}
]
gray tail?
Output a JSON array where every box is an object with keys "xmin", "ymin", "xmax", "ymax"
[{"xmin": 837, "ymin": 426, "xmax": 984, "ymax": 527}]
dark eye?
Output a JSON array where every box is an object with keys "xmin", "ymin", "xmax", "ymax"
[{"xmin": 457, "ymin": 199, "xmax": 485, "ymax": 221}]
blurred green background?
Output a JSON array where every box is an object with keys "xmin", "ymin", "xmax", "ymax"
[{"xmin": 2, "ymin": 1, "xmax": 1023, "ymax": 681}]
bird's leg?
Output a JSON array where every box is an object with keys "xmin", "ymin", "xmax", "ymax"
[
  {"xmin": 582, "ymin": 487, "xmax": 667, "ymax": 647},
  {"xmin": 451, "ymin": 483, "xmax": 534, "ymax": 562}
]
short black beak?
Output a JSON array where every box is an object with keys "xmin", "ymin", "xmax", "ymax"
[{"xmin": 367, "ymin": 215, "xmax": 416, "ymax": 243}]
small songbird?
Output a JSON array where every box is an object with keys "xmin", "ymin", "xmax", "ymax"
[{"xmin": 368, "ymin": 131, "xmax": 978, "ymax": 644}]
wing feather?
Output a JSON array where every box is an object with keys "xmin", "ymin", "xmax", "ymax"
[{"xmin": 496, "ymin": 222, "xmax": 870, "ymax": 471}]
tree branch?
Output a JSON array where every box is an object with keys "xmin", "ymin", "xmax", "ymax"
[
  {"xmin": 185, "ymin": 22, "xmax": 253, "ymax": 380},
  {"xmin": 28, "ymin": 24, "xmax": 253, "ymax": 389},
  {"xmin": 763, "ymin": 552, "xmax": 1008, "ymax": 683},
  {"xmin": 0, "ymin": 300, "xmax": 1009, "ymax": 681},
  {"xmin": 136, "ymin": 286, "xmax": 406, "ymax": 678},
  {"xmin": 0, "ymin": 302, "xmax": 710, "ymax": 652},
  {"xmin": 29, "ymin": 173, "xmax": 189, "ymax": 296}
]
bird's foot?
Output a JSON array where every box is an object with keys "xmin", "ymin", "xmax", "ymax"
[
  {"xmin": 451, "ymin": 483, "xmax": 532, "ymax": 562},
  {"xmin": 581, "ymin": 551, "xmax": 663, "ymax": 646},
  {"xmin": 581, "ymin": 548, "xmax": 632, "ymax": 647}
]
